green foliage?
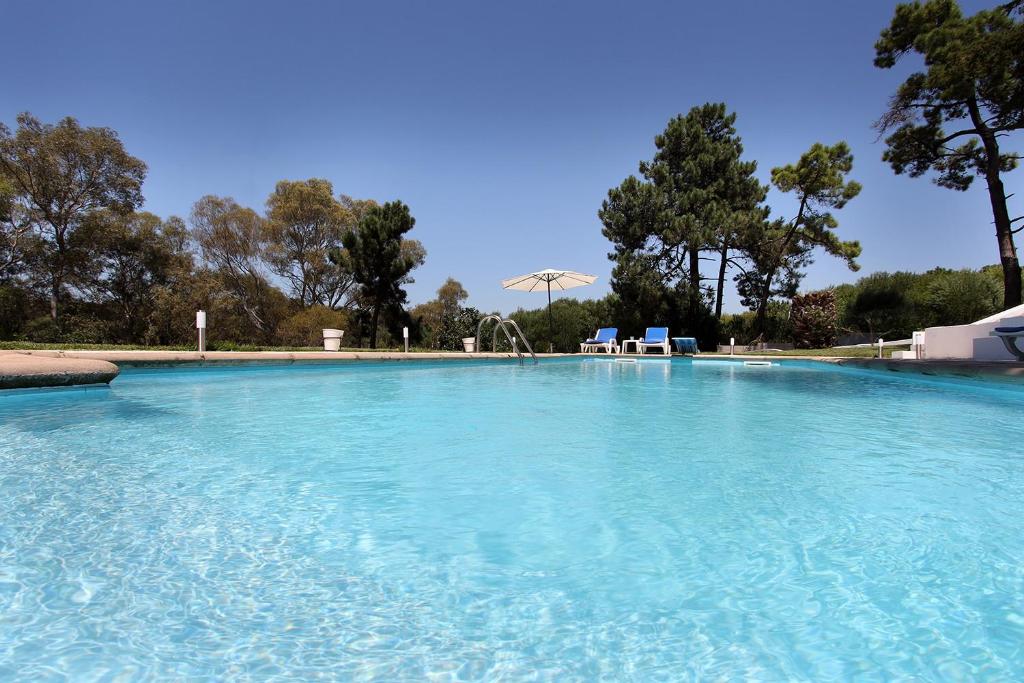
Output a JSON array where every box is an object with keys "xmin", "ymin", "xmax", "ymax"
[
  {"xmin": 411, "ymin": 277, "xmax": 470, "ymax": 349},
  {"xmin": 790, "ymin": 290, "xmax": 838, "ymax": 349},
  {"xmin": 920, "ymin": 268, "xmax": 1002, "ymax": 324},
  {"xmin": 0, "ymin": 113, "xmax": 147, "ymax": 322},
  {"xmin": 276, "ymin": 305, "xmax": 349, "ymax": 347},
  {"xmin": 599, "ymin": 103, "xmax": 766, "ymax": 343},
  {"xmin": 264, "ymin": 179, "xmax": 357, "ymax": 308},
  {"xmin": 742, "ymin": 142, "xmax": 862, "ymax": 338},
  {"xmin": 0, "ymin": 284, "xmax": 31, "ymax": 337},
  {"xmin": 0, "ymin": 112, "xmax": 432, "ymax": 350},
  {"xmin": 734, "ymin": 218, "xmax": 810, "ymax": 315},
  {"xmin": 0, "ymin": 174, "xmax": 30, "ymax": 279},
  {"xmin": 339, "ymin": 200, "xmax": 424, "ymax": 348},
  {"xmin": 85, "ymin": 211, "xmax": 194, "ymax": 343},
  {"xmin": 435, "ymin": 306, "xmax": 481, "ymax": 351},
  {"xmin": 506, "ymin": 296, "xmax": 616, "ymax": 353},
  {"xmin": 190, "ymin": 195, "xmax": 288, "ymax": 341},
  {"xmin": 21, "ymin": 315, "xmax": 62, "ymax": 343},
  {"xmin": 874, "ymin": 0, "xmax": 1023, "ymax": 306},
  {"xmin": 720, "ymin": 301, "xmax": 792, "ymax": 345},
  {"xmin": 824, "ymin": 266, "xmax": 1002, "ymax": 340},
  {"xmin": 844, "ymin": 271, "xmax": 918, "ymax": 338}
]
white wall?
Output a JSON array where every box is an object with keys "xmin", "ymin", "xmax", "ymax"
[{"xmin": 924, "ymin": 316, "xmax": 1024, "ymax": 361}]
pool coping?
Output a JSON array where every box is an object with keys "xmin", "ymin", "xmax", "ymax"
[
  {"xmin": 0, "ymin": 352, "xmax": 120, "ymax": 390},
  {"xmin": 2, "ymin": 349, "xmax": 1021, "ymax": 391},
  {"xmin": 10, "ymin": 349, "xmax": 562, "ymax": 365},
  {"xmin": 0, "ymin": 349, "xmax": 565, "ymax": 389}
]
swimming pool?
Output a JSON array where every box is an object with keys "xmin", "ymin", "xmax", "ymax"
[{"xmin": 2, "ymin": 358, "xmax": 1023, "ymax": 679}]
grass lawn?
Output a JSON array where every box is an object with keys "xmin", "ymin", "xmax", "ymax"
[{"xmin": 704, "ymin": 346, "xmax": 910, "ymax": 358}]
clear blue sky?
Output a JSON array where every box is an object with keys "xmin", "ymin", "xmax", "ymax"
[{"xmin": 4, "ymin": 0, "xmax": 1016, "ymax": 314}]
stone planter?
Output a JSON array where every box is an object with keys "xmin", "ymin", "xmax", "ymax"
[{"xmin": 322, "ymin": 328, "xmax": 344, "ymax": 352}]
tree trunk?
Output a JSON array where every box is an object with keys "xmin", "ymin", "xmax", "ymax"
[
  {"xmin": 754, "ymin": 269, "xmax": 774, "ymax": 342},
  {"xmin": 715, "ymin": 240, "xmax": 729, "ymax": 319},
  {"xmin": 369, "ymin": 303, "xmax": 380, "ymax": 349},
  {"xmin": 968, "ymin": 98, "xmax": 1022, "ymax": 308},
  {"xmin": 49, "ymin": 224, "xmax": 69, "ymax": 325},
  {"xmin": 688, "ymin": 247, "xmax": 701, "ymax": 314},
  {"xmin": 753, "ymin": 278, "xmax": 770, "ymax": 342},
  {"xmin": 984, "ymin": 163, "xmax": 1022, "ymax": 309},
  {"xmin": 50, "ymin": 277, "xmax": 60, "ymax": 323}
]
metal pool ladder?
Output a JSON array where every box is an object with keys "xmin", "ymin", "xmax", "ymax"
[{"xmin": 475, "ymin": 315, "xmax": 538, "ymax": 365}]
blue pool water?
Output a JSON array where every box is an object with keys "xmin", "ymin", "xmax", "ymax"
[{"xmin": 2, "ymin": 358, "xmax": 1024, "ymax": 680}]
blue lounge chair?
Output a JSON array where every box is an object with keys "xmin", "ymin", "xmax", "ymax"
[
  {"xmin": 638, "ymin": 327, "xmax": 670, "ymax": 355},
  {"xmin": 581, "ymin": 327, "xmax": 618, "ymax": 354},
  {"xmin": 991, "ymin": 326, "xmax": 1024, "ymax": 361}
]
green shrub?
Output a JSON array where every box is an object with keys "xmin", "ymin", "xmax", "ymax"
[
  {"xmin": 507, "ymin": 297, "xmax": 615, "ymax": 353},
  {"xmin": 60, "ymin": 315, "xmax": 113, "ymax": 345},
  {"xmin": 720, "ymin": 301, "xmax": 791, "ymax": 345},
  {"xmin": 0, "ymin": 285, "xmax": 32, "ymax": 338},
  {"xmin": 791, "ymin": 290, "xmax": 838, "ymax": 348},
  {"xmin": 22, "ymin": 316, "xmax": 61, "ymax": 343},
  {"xmin": 435, "ymin": 306, "xmax": 481, "ymax": 351},
  {"xmin": 276, "ymin": 306, "xmax": 349, "ymax": 346}
]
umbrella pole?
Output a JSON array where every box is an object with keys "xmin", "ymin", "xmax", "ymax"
[{"xmin": 547, "ymin": 280, "xmax": 553, "ymax": 353}]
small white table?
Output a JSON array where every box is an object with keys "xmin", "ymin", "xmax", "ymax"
[{"xmin": 620, "ymin": 337, "xmax": 639, "ymax": 354}]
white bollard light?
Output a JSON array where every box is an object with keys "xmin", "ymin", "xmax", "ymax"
[
  {"xmin": 196, "ymin": 310, "xmax": 207, "ymax": 352},
  {"xmin": 730, "ymin": 337, "xmax": 735, "ymax": 356},
  {"xmin": 403, "ymin": 326, "xmax": 409, "ymax": 353},
  {"xmin": 878, "ymin": 338, "xmax": 884, "ymax": 359}
]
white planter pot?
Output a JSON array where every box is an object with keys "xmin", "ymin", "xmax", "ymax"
[
  {"xmin": 323, "ymin": 328, "xmax": 344, "ymax": 352},
  {"xmin": 462, "ymin": 337, "xmax": 476, "ymax": 353}
]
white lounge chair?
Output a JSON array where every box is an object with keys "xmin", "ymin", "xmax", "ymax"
[{"xmin": 580, "ymin": 327, "xmax": 619, "ymax": 354}]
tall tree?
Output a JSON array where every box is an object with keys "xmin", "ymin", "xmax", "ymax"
[
  {"xmin": 600, "ymin": 103, "xmax": 766, "ymax": 331},
  {"xmin": 734, "ymin": 217, "xmax": 812, "ymax": 331},
  {"xmin": 190, "ymin": 195, "xmax": 285, "ymax": 340},
  {"xmin": 84, "ymin": 211, "xmax": 193, "ymax": 342},
  {"xmin": 338, "ymin": 200, "xmax": 424, "ymax": 348},
  {"xmin": 264, "ymin": 179, "xmax": 357, "ymax": 308},
  {"xmin": 0, "ymin": 113, "xmax": 146, "ymax": 323},
  {"xmin": 411, "ymin": 277, "xmax": 469, "ymax": 349},
  {"xmin": 874, "ymin": 0, "xmax": 1024, "ymax": 307},
  {"xmin": 0, "ymin": 174, "xmax": 30, "ymax": 280},
  {"xmin": 436, "ymin": 277, "xmax": 468, "ymax": 314},
  {"xmin": 741, "ymin": 142, "xmax": 862, "ymax": 338}
]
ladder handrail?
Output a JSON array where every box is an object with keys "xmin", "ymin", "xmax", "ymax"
[
  {"xmin": 501, "ymin": 318, "xmax": 537, "ymax": 363},
  {"xmin": 476, "ymin": 315, "xmax": 503, "ymax": 355},
  {"xmin": 475, "ymin": 315, "xmax": 538, "ymax": 365}
]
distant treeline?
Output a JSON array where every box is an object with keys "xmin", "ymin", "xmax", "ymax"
[
  {"xmin": 0, "ymin": 114, "xmax": 427, "ymax": 349},
  {"xmin": 499, "ymin": 265, "xmax": 1004, "ymax": 351}
]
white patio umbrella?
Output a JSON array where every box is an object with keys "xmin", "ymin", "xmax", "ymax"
[{"xmin": 501, "ymin": 269, "xmax": 597, "ymax": 346}]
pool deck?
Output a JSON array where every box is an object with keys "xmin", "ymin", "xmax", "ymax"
[{"xmin": 0, "ymin": 349, "xmax": 1021, "ymax": 390}]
